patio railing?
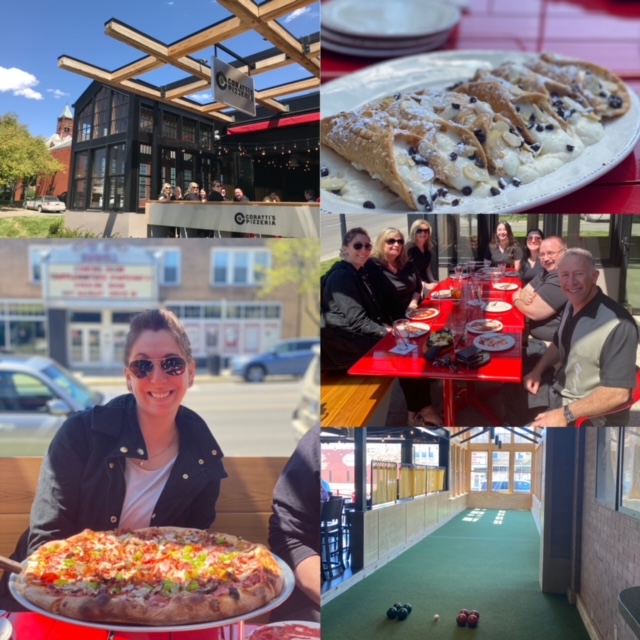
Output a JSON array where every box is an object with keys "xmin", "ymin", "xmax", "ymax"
[{"xmin": 371, "ymin": 460, "xmax": 445, "ymax": 505}]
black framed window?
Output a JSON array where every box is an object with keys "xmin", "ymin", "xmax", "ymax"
[
  {"xmin": 89, "ymin": 148, "xmax": 107, "ymax": 208},
  {"xmin": 595, "ymin": 428, "xmax": 619, "ymax": 509},
  {"xmin": 77, "ymin": 104, "xmax": 92, "ymax": 142},
  {"xmin": 162, "ymin": 113, "xmax": 178, "ymax": 139},
  {"xmin": 620, "ymin": 427, "xmax": 640, "ymax": 519},
  {"xmin": 182, "ymin": 118, "xmax": 196, "ymax": 144},
  {"xmin": 72, "ymin": 151, "xmax": 89, "ymax": 208},
  {"xmin": 139, "ymin": 105, "xmax": 154, "ymax": 133},
  {"xmin": 110, "ymin": 92, "xmax": 129, "ymax": 135},
  {"xmin": 108, "ymin": 143, "xmax": 126, "ymax": 210},
  {"xmin": 93, "ymin": 87, "xmax": 110, "ymax": 140},
  {"xmin": 200, "ymin": 123, "xmax": 213, "ymax": 149},
  {"xmin": 138, "ymin": 143, "xmax": 152, "ymax": 209}
]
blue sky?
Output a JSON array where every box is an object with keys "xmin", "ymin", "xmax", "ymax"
[{"xmin": 0, "ymin": 0, "xmax": 320, "ymax": 138}]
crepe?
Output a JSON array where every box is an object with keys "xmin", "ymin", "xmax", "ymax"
[{"xmin": 320, "ymin": 52, "xmax": 627, "ymax": 212}]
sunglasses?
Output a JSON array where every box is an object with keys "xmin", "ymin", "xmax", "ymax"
[
  {"xmin": 128, "ymin": 356, "xmax": 187, "ymax": 379},
  {"xmin": 385, "ymin": 238, "xmax": 405, "ymax": 245},
  {"xmin": 416, "ymin": 228, "xmax": 430, "ymax": 234},
  {"xmin": 527, "ymin": 236, "xmax": 542, "ymax": 242},
  {"xmin": 352, "ymin": 242, "xmax": 373, "ymax": 250}
]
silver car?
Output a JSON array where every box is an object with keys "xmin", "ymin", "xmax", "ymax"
[
  {"xmin": 0, "ymin": 355, "xmax": 105, "ymax": 455},
  {"xmin": 291, "ymin": 344, "xmax": 320, "ymax": 440}
]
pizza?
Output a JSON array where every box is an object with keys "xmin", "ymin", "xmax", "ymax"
[
  {"xmin": 249, "ymin": 622, "xmax": 321, "ymax": 640},
  {"xmin": 407, "ymin": 307, "xmax": 439, "ymax": 320},
  {"xmin": 14, "ymin": 527, "xmax": 285, "ymax": 626}
]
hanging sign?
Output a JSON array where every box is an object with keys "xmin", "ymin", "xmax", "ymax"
[{"xmin": 212, "ymin": 57, "xmax": 256, "ymax": 117}]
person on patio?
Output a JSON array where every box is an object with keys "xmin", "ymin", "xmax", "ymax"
[
  {"xmin": 406, "ymin": 219, "xmax": 439, "ymax": 295},
  {"xmin": 503, "ymin": 236, "xmax": 568, "ymax": 425},
  {"xmin": 521, "ymin": 228, "xmax": 545, "ymax": 285},
  {"xmin": 484, "ymin": 220, "xmax": 523, "ymax": 271},
  {"xmin": 523, "ymin": 248, "xmax": 638, "ymax": 427},
  {"xmin": 364, "ymin": 227, "xmax": 442, "ymax": 427}
]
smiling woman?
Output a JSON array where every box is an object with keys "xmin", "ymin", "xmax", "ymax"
[{"xmin": 3, "ymin": 308, "xmax": 228, "ymax": 568}]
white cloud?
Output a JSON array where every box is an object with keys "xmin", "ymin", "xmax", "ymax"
[
  {"xmin": 284, "ymin": 7, "xmax": 310, "ymax": 22},
  {"xmin": 191, "ymin": 92, "xmax": 213, "ymax": 102},
  {"xmin": 47, "ymin": 89, "xmax": 70, "ymax": 99},
  {"xmin": 0, "ymin": 67, "xmax": 43, "ymax": 100},
  {"xmin": 167, "ymin": 1, "xmax": 174, "ymax": 4}
]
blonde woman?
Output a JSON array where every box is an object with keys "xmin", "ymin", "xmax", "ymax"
[
  {"xmin": 158, "ymin": 183, "xmax": 174, "ymax": 200},
  {"xmin": 406, "ymin": 219, "xmax": 438, "ymax": 293},
  {"xmin": 365, "ymin": 227, "xmax": 442, "ymax": 426},
  {"xmin": 183, "ymin": 182, "xmax": 201, "ymax": 201}
]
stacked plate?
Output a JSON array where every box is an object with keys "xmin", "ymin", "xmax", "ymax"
[{"xmin": 322, "ymin": 0, "xmax": 462, "ymax": 59}]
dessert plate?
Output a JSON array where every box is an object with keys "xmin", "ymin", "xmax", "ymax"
[
  {"xmin": 321, "ymin": 50, "xmax": 640, "ymax": 214},
  {"xmin": 407, "ymin": 307, "xmax": 440, "ymax": 320},
  {"xmin": 466, "ymin": 319, "xmax": 504, "ymax": 334},
  {"xmin": 493, "ymin": 282, "xmax": 518, "ymax": 291},
  {"xmin": 396, "ymin": 321, "xmax": 431, "ymax": 338},
  {"xmin": 473, "ymin": 333, "xmax": 515, "ymax": 351},
  {"xmin": 485, "ymin": 301, "xmax": 513, "ymax": 313}
]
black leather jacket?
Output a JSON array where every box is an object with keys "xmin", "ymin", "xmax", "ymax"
[{"xmin": 26, "ymin": 393, "xmax": 227, "ymax": 556}]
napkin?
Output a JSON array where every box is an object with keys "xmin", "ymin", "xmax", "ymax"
[{"xmin": 389, "ymin": 342, "xmax": 418, "ymax": 355}]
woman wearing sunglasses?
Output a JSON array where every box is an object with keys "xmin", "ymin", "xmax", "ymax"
[
  {"xmin": 521, "ymin": 228, "xmax": 545, "ymax": 285},
  {"xmin": 21, "ymin": 308, "xmax": 228, "ymax": 558},
  {"xmin": 321, "ymin": 227, "xmax": 391, "ymax": 371},
  {"xmin": 365, "ymin": 228, "xmax": 442, "ymax": 427},
  {"xmin": 406, "ymin": 219, "xmax": 439, "ymax": 294}
]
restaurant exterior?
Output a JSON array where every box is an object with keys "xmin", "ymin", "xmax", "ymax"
[
  {"xmin": 67, "ymin": 83, "xmax": 319, "ymax": 213},
  {"xmin": 0, "ymin": 239, "xmax": 317, "ymax": 370}
]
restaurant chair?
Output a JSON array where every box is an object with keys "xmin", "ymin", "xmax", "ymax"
[
  {"xmin": 575, "ymin": 367, "xmax": 640, "ymax": 427},
  {"xmin": 321, "ymin": 496, "xmax": 345, "ymax": 580}
]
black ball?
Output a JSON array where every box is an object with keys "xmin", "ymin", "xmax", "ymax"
[
  {"xmin": 393, "ymin": 602, "xmax": 403, "ymax": 610},
  {"xmin": 403, "ymin": 603, "xmax": 413, "ymax": 614},
  {"xmin": 386, "ymin": 607, "xmax": 398, "ymax": 619},
  {"xmin": 396, "ymin": 607, "xmax": 409, "ymax": 621}
]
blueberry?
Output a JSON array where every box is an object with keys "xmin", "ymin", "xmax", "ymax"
[
  {"xmin": 566, "ymin": 144, "xmax": 575, "ymax": 152},
  {"xmin": 609, "ymin": 95, "xmax": 623, "ymax": 109},
  {"xmin": 545, "ymin": 123, "xmax": 554, "ymax": 130},
  {"xmin": 394, "ymin": 93, "xmax": 401, "ymax": 100},
  {"xmin": 363, "ymin": 200, "xmax": 376, "ymax": 209},
  {"xmin": 449, "ymin": 152, "xmax": 458, "ymax": 161},
  {"xmin": 417, "ymin": 194, "xmax": 428, "ymax": 205},
  {"xmin": 512, "ymin": 177, "xmax": 522, "ymax": 187},
  {"xmin": 530, "ymin": 143, "xmax": 541, "ymax": 152},
  {"xmin": 408, "ymin": 146, "xmax": 417, "ymax": 156},
  {"xmin": 474, "ymin": 129, "xmax": 486, "ymax": 143},
  {"xmin": 498, "ymin": 177, "xmax": 507, "ymax": 189},
  {"xmin": 515, "ymin": 105, "xmax": 521, "ymax": 112},
  {"xmin": 536, "ymin": 124, "xmax": 544, "ymax": 132},
  {"xmin": 474, "ymin": 157, "xmax": 485, "ymax": 169},
  {"xmin": 437, "ymin": 187, "xmax": 449, "ymax": 198},
  {"xmin": 452, "ymin": 103, "xmax": 461, "ymax": 109},
  {"xmin": 599, "ymin": 91, "xmax": 607, "ymax": 98},
  {"xmin": 490, "ymin": 186, "xmax": 500, "ymax": 196},
  {"xmin": 529, "ymin": 112, "xmax": 536, "ymax": 122},
  {"xmin": 320, "ymin": 166, "xmax": 329, "ymax": 177},
  {"xmin": 424, "ymin": 199, "xmax": 433, "ymax": 212},
  {"xmin": 557, "ymin": 108, "xmax": 565, "ymax": 119},
  {"xmin": 469, "ymin": 96, "xmax": 477, "ymax": 103},
  {"xmin": 451, "ymin": 199, "xmax": 460, "ymax": 206},
  {"xmin": 462, "ymin": 186, "xmax": 472, "ymax": 196}
]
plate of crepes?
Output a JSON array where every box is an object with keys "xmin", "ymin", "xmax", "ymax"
[
  {"xmin": 430, "ymin": 289, "xmax": 452, "ymax": 299},
  {"xmin": 396, "ymin": 320, "xmax": 431, "ymax": 338},
  {"xmin": 407, "ymin": 306, "xmax": 440, "ymax": 321},
  {"xmin": 466, "ymin": 319, "xmax": 504, "ymax": 334},
  {"xmin": 248, "ymin": 620, "xmax": 321, "ymax": 640},
  {"xmin": 485, "ymin": 301, "xmax": 513, "ymax": 313},
  {"xmin": 493, "ymin": 282, "xmax": 518, "ymax": 291},
  {"xmin": 9, "ymin": 527, "xmax": 294, "ymax": 631},
  {"xmin": 321, "ymin": 50, "xmax": 640, "ymax": 214},
  {"xmin": 473, "ymin": 333, "xmax": 516, "ymax": 352}
]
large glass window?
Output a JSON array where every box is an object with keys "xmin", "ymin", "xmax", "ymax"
[
  {"xmin": 491, "ymin": 451, "xmax": 510, "ymax": 492},
  {"xmin": 77, "ymin": 103, "xmax": 92, "ymax": 142},
  {"xmin": 110, "ymin": 92, "xmax": 129, "ymax": 135},
  {"xmin": 211, "ymin": 250, "xmax": 272, "ymax": 286},
  {"xmin": 162, "ymin": 113, "xmax": 178, "ymax": 139},
  {"xmin": 138, "ymin": 144, "xmax": 152, "ymax": 209},
  {"xmin": 93, "ymin": 87, "xmax": 110, "ymax": 139},
  {"xmin": 200, "ymin": 123, "xmax": 213, "ymax": 149},
  {"xmin": 621, "ymin": 427, "xmax": 640, "ymax": 517},
  {"xmin": 470, "ymin": 451, "xmax": 488, "ymax": 491},
  {"xmin": 514, "ymin": 452, "xmax": 532, "ymax": 492},
  {"xmin": 234, "ymin": 252, "xmax": 249, "ymax": 284},
  {"xmin": 182, "ymin": 118, "xmax": 196, "ymax": 144},
  {"xmin": 161, "ymin": 249, "xmax": 181, "ymax": 285},
  {"xmin": 90, "ymin": 148, "xmax": 107, "ymax": 208},
  {"xmin": 107, "ymin": 144, "xmax": 126, "ymax": 211},
  {"xmin": 139, "ymin": 105, "xmax": 154, "ymax": 133},
  {"xmin": 72, "ymin": 151, "xmax": 89, "ymax": 209}
]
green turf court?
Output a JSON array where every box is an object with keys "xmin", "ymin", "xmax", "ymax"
[{"xmin": 321, "ymin": 508, "xmax": 589, "ymax": 640}]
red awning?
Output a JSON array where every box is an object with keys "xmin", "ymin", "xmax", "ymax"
[{"xmin": 227, "ymin": 112, "xmax": 319, "ymax": 135}]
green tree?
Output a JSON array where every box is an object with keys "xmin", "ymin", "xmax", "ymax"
[
  {"xmin": 259, "ymin": 239, "xmax": 320, "ymax": 330},
  {"xmin": 0, "ymin": 113, "xmax": 63, "ymax": 202}
]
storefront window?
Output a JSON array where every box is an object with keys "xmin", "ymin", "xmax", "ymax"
[
  {"xmin": 139, "ymin": 105, "xmax": 154, "ymax": 133},
  {"xmin": 182, "ymin": 118, "xmax": 196, "ymax": 144},
  {"xmin": 93, "ymin": 87, "xmax": 110, "ymax": 139},
  {"xmin": 200, "ymin": 123, "xmax": 213, "ymax": 150},
  {"xmin": 470, "ymin": 451, "xmax": 488, "ymax": 491},
  {"xmin": 90, "ymin": 148, "xmax": 107, "ymax": 209},
  {"xmin": 77, "ymin": 103, "xmax": 92, "ymax": 142},
  {"xmin": 162, "ymin": 113, "xmax": 178, "ymax": 139},
  {"xmin": 110, "ymin": 92, "xmax": 129, "ymax": 135},
  {"xmin": 73, "ymin": 151, "xmax": 89, "ymax": 209},
  {"xmin": 620, "ymin": 427, "xmax": 640, "ymax": 518},
  {"xmin": 514, "ymin": 452, "xmax": 532, "ymax": 492},
  {"xmin": 492, "ymin": 451, "xmax": 510, "ymax": 491}
]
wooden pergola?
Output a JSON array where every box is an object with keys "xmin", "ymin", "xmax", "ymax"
[{"xmin": 58, "ymin": 0, "xmax": 320, "ymax": 124}]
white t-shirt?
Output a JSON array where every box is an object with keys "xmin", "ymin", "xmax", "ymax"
[{"xmin": 119, "ymin": 456, "xmax": 177, "ymax": 530}]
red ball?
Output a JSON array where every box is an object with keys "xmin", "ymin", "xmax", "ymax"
[
  {"xmin": 467, "ymin": 614, "xmax": 479, "ymax": 628},
  {"xmin": 459, "ymin": 609, "xmax": 469, "ymax": 616},
  {"xmin": 456, "ymin": 613, "xmax": 468, "ymax": 627},
  {"xmin": 469, "ymin": 610, "xmax": 480, "ymax": 620}
]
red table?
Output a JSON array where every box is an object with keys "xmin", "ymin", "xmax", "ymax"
[
  {"xmin": 321, "ymin": 0, "xmax": 640, "ymax": 214},
  {"xmin": 5, "ymin": 612, "xmax": 260, "ymax": 639},
  {"xmin": 347, "ymin": 275, "xmax": 525, "ymax": 426}
]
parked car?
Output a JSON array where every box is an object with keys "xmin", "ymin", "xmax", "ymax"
[
  {"xmin": 292, "ymin": 343, "xmax": 320, "ymax": 440},
  {"xmin": 0, "ymin": 355, "xmax": 105, "ymax": 455},
  {"xmin": 23, "ymin": 196, "xmax": 66, "ymax": 213},
  {"xmin": 480, "ymin": 480, "xmax": 531, "ymax": 492},
  {"xmin": 230, "ymin": 337, "xmax": 320, "ymax": 383}
]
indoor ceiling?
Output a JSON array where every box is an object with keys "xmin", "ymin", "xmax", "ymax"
[{"xmin": 58, "ymin": 0, "xmax": 320, "ymax": 124}]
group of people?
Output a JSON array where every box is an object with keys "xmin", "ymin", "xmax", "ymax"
[
  {"xmin": 0, "ymin": 309, "xmax": 320, "ymax": 622},
  {"xmin": 159, "ymin": 181, "xmax": 253, "ymax": 203},
  {"xmin": 322, "ymin": 219, "xmax": 639, "ymax": 427}
]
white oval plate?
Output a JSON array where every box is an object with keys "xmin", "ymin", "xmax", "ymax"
[
  {"xmin": 473, "ymin": 333, "xmax": 516, "ymax": 352},
  {"xmin": 396, "ymin": 321, "xmax": 431, "ymax": 338},
  {"xmin": 322, "ymin": 24, "xmax": 451, "ymax": 49},
  {"xmin": 248, "ymin": 620, "xmax": 321, "ymax": 640},
  {"xmin": 431, "ymin": 289, "xmax": 452, "ymax": 299},
  {"xmin": 493, "ymin": 282, "xmax": 519, "ymax": 291},
  {"xmin": 321, "ymin": 31, "xmax": 453, "ymax": 59},
  {"xmin": 407, "ymin": 307, "xmax": 440, "ymax": 321},
  {"xmin": 485, "ymin": 301, "xmax": 513, "ymax": 313},
  {"xmin": 504, "ymin": 270, "xmax": 520, "ymax": 277},
  {"xmin": 320, "ymin": 50, "xmax": 640, "ymax": 214},
  {"xmin": 466, "ymin": 319, "xmax": 504, "ymax": 334},
  {"xmin": 322, "ymin": 0, "xmax": 460, "ymax": 38}
]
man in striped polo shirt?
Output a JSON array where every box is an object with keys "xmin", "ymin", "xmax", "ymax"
[{"xmin": 523, "ymin": 248, "xmax": 638, "ymax": 427}]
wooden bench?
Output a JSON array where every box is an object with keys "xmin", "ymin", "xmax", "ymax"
[
  {"xmin": 321, "ymin": 372, "xmax": 395, "ymax": 427},
  {"xmin": 0, "ymin": 456, "xmax": 287, "ymax": 568}
]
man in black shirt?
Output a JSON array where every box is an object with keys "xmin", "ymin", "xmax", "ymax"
[{"xmin": 207, "ymin": 180, "xmax": 225, "ymax": 202}]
